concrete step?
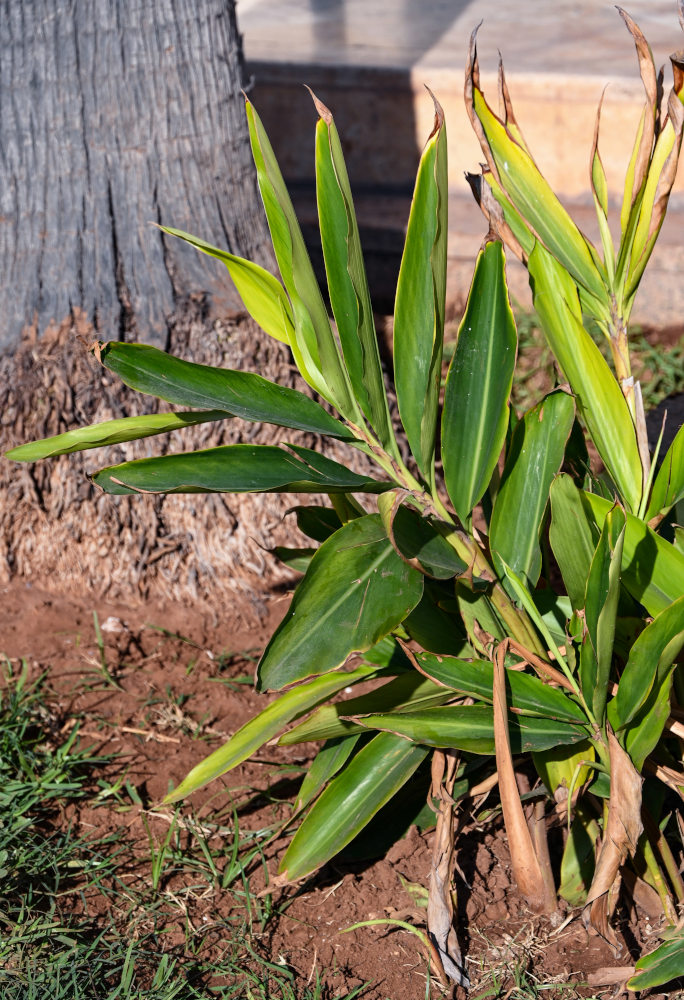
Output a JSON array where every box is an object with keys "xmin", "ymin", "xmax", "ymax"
[{"xmin": 238, "ymin": 0, "xmax": 684, "ymax": 328}]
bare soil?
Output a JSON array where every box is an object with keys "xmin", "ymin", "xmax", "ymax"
[{"xmin": 2, "ymin": 577, "xmax": 679, "ymax": 1000}]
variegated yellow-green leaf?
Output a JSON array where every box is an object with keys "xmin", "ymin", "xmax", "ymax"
[
  {"xmin": 158, "ymin": 225, "xmax": 295, "ymax": 345},
  {"xmin": 279, "ymin": 732, "xmax": 428, "ymax": 881},
  {"xmin": 245, "ymin": 100, "xmax": 357, "ymax": 418},
  {"xmin": 528, "ymin": 242, "xmax": 643, "ymax": 513},
  {"xmin": 466, "ymin": 34, "xmax": 608, "ymax": 315},
  {"xmin": 393, "ymin": 94, "xmax": 447, "ymax": 480},
  {"xmin": 313, "ymin": 94, "xmax": 396, "ymax": 455},
  {"xmin": 163, "ymin": 663, "xmax": 377, "ymax": 803}
]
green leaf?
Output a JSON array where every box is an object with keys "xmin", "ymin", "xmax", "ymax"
[
  {"xmin": 291, "ymin": 505, "xmax": 342, "ymax": 542},
  {"xmin": 279, "ymin": 671, "xmax": 453, "ymax": 745},
  {"xmin": 466, "ymin": 56, "xmax": 608, "ymax": 310},
  {"xmin": 583, "ymin": 491, "xmax": 684, "ymax": 616},
  {"xmin": 549, "ymin": 474, "xmax": 598, "ymax": 611},
  {"xmin": 295, "ymin": 735, "xmax": 361, "ymax": 811},
  {"xmin": 413, "ymin": 651, "xmax": 586, "ymax": 723},
  {"xmin": 393, "ymin": 96, "xmax": 447, "ymax": 479},
  {"xmin": 163, "ymin": 663, "xmax": 377, "ymax": 803},
  {"xmin": 355, "ymin": 705, "xmax": 587, "ymax": 754},
  {"xmin": 158, "ymin": 225, "xmax": 295, "ymax": 345},
  {"xmin": 612, "ymin": 595, "xmax": 684, "ymax": 731},
  {"xmin": 272, "ymin": 546, "xmax": 315, "ymax": 574},
  {"xmin": 378, "ymin": 500, "xmax": 466, "ymax": 579},
  {"xmin": 258, "ymin": 515, "xmax": 423, "ymax": 690},
  {"xmin": 5, "ymin": 410, "xmax": 227, "ymax": 462},
  {"xmin": 646, "ymin": 422, "xmax": 684, "ymax": 522},
  {"xmin": 559, "ymin": 805, "xmax": 599, "ymax": 905},
  {"xmin": 245, "ymin": 100, "xmax": 356, "ymax": 416},
  {"xmin": 581, "ymin": 506, "xmax": 625, "ymax": 723},
  {"xmin": 528, "ymin": 242, "xmax": 643, "ymax": 513},
  {"xmin": 91, "ymin": 444, "xmax": 389, "ymax": 496},
  {"xmin": 489, "ymin": 390, "xmax": 575, "ymax": 586},
  {"xmin": 279, "ymin": 732, "xmax": 428, "ymax": 880},
  {"xmin": 403, "ymin": 583, "xmax": 472, "ymax": 656},
  {"xmin": 100, "ymin": 342, "xmax": 353, "ymax": 439},
  {"xmin": 313, "ymin": 97, "xmax": 395, "ymax": 452},
  {"xmin": 442, "ymin": 240, "xmax": 517, "ymax": 523},
  {"xmin": 628, "ymin": 934, "xmax": 684, "ymax": 991}
]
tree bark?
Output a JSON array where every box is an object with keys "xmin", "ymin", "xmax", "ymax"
[
  {"xmin": 0, "ymin": 0, "xmax": 271, "ymax": 348},
  {"xmin": 0, "ymin": 0, "xmax": 318, "ymax": 616}
]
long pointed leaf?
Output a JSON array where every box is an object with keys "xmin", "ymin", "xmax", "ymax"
[
  {"xmin": 258, "ymin": 515, "xmax": 423, "ymax": 690},
  {"xmin": 245, "ymin": 100, "xmax": 356, "ymax": 417},
  {"xmin": 583, "ymin": 491, "xmax": 684, "ymax": 615},
  {"xmin": 91, "ymin": 444, "xmax": 389, "ymax": 496},
  {"xmin": 442, "ymin": 240, "xmax": 517, "ymax": 523},
  {"xmin": 393, "ymin": 94, "xmax": 447, "ymax": 478},
  {"xmin": 158, "ymin": 225, "xmax": 294, "ymax": 345},
  {"xmin": 413, "ymin": 651, "xmax": 586, "ymax": 723},
  {"xmin": 528, "ymin": 242, "xmax": 643, "ymax": 513},
  {"xmin": 6, "ymin": 410, "xmax": 227, "ymax": 462},
  {"xmin": 279, "ymin": 732, "xmax": 428, "ymax": 881},
  {"xmin": 647, "ymin": 422, "xmax": 684, "ymax": 523},
  {"xmin": 490, "ymin": 390, "xmax": 574, "ymax": 586},
  {"xmin": 355, "ymin": 705, "xmax": 587, "ymax": 754},
  {"xmin": 164, "ymin": 663, "xmax": 378, "ymax": 803},
  {"xmin": 313, "ymin": 95, "xmax": 395, "ymax": 452},
  {"xmin": 100, "ymin": 342, "xmax": 353, "ymax": 439},
  {"xmin": 549, "ymin": 474, "xmax": 599, "ymax": 611},
  {"xmin": 581, "ymin": 506, "xmax": 625, "ymax": 723}
]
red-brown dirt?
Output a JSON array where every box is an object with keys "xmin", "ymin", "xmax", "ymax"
[{"xmin": 1, "ymin": 577, "xmax": 678, "ymax": 1000}]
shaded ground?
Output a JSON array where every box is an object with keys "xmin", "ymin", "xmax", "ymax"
[{"xmin": 2, "ymin": 577, "xmax": 678, "ymax": 1000}]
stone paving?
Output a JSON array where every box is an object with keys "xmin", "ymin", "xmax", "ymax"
[{"xmin": 237, "ymin": 0, "xmax": 684, "ymax": 325}]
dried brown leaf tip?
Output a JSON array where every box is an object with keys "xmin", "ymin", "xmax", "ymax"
[
  {"xmin": 304, "ymin": 85, "xmax": 333, "ymax": 125},
  {"xmin": 424, "ymin": 85, "xmax": 445, "ymax": 141}
]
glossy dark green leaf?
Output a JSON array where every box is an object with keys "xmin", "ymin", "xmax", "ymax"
[
  {"xmin": 393, "ymin": 97, "xmax": 447, "ymax": 478},
  {"xmin": 100, "ymin": 342, "xmax": 353, "ymax": 439},
  {"xmin": 279, "ymin": 670, "xmax": 453, "ymax": 745},
  {"xmin": 628, "ymin": 933, "xmax": 684, "ymax": 991},
  {"xmin": 583, "ymin": 492, "xmax": 684, "ymax": 616},
  {"xmin": 403, "ymin": 583, "xmax": 472, "ymax": 656},
  {"xmin": 291, "ymin": 505, "xmax": 342, "ymax": 542},
  {"xmin": 157, "ymin": 225, "xmax": 295, "ymax": 345},
  {"xmin": 382, "ymin": 502, "xmax": 466, "ymax": 579},
  {"xmin": 414, "ymin": 651, "xmax": 586, "ymax": 723},
  {"xmin": 245, "ymin": 100, "xmax": 356, "ymax": 417},
  {"xmin": 549, "ymin": 474, "xmax": 598, "ymax": 611},
  {"xmin": 258, "ymin": 515, "xmax": 423, "ymax": 690},
  {"xmin": 442, "ymin": 241, "xmax": 517, "ymax": 523},
  {"xmin": 490, "ymin": 390, "xmax": 575, "ymax": 586},
  {"xmin": 5, "ymin": 411, "xmax": 226, "ymax": 462},
  {"xmin": 314, "ymin": 99, "xmax": 395, "ymax": 452},
  {"xmin": 581, "ymin": 506, "xmax": 625, "ymax": 723},
  {"xmin": 91, "ymin": 444, "xmax": 389, "ymax": 496},
  {"xmin": 279, "ymin": 732, "xmax": 428, "ymax": 880},
  {"xmin": 163, "ymin": 663, "xmax": 377, "ymax": 803},
  {"xmin": 356, "ymin": 705, "xmax": 587, "ymax": 754},
  {"xmin": 647, "ymin": 422, "xmax": 684, "ymax": 522}
]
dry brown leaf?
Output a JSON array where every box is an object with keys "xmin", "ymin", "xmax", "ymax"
[
  {"xmin": 617, "ymin": 7, "xmax": 658, "ymax": 203},
  {"xmin": 427, "ymin": 750, "xmax": 469, "ymax": 987},
  {"xmin": 493, "ymin": 642, "xmax": 556, "ymax": 914},
  {"xmin": 584, "ymin": 732, "xmax": 643, "ymax": 950}
]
